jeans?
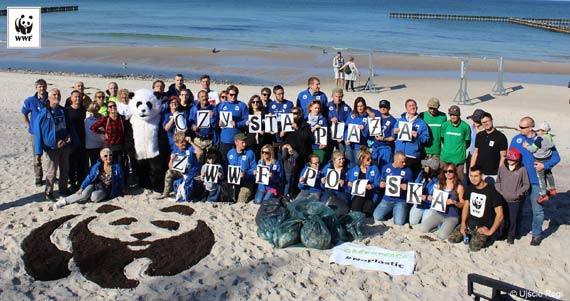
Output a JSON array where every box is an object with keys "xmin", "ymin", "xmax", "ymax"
[
  {"xmin": 45, "ymin": 147, "xmax": 71, "ymax": 195},
  {"xmin": 204, "ymin": 185, "xmax": 222, "ymax": 202},
  {"xmin": 506, "ymin": 201, "xmax": 521, "ymax": 239},
  {"xmin": 63, "ymin": 184, "xmax": 108, "ymax": 204},
  {"xmin": 409, "ymin": 205, "xmax": 434, "ymax": 225},
  {"xmin": 283, "ymin": 173, "xmax": 293, "ymax": 197},
  {"xmin": 419, "ymin": 211, "xmax": 459, "ymax": 240},
  {"xmin": 528, "ymin": 184, "xmax": 544, "ymax": 238},
  {"xmin": 344, "ymin": 145, "xmax": 360, "ymax": 169},
  {"xmin": 254, "ymin": 189, "xmax": 275, "ymax": 204},
  {"xmin": 373, "ymin": 199, "xmax": 408, "ymax": 225},
  {"xmin": 30, "ymin": 135, "xmax": 43, "ymax": 180}
]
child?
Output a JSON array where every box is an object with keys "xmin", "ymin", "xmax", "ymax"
[
  {"xmin": 296, "ymin": 154, "xmax": 323, "ymax": 201},
  {"xmin": 281, "ymin": 144, "xmax": 299, "ymax": 198},
  {"xmin": 157, "ymin": 131, "xmax": 202, "ymax": 200},
  {"xmin": 200, "ymin": 150, "xmax": 223, "ymax": 202},
  {"xmin": 523, "ymin": 121, "xmax": 556, "ymax": 203},
  {"xmin": 254, "ymin": 144, "xmax": 283, "ymax": 204},
  {"xmin": 495, "ymin": 148, "xmax": 530, "ymax": 244}
]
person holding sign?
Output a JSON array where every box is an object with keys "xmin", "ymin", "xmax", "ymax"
[
  {"xmin": 157, "ymin": 132, "xmax": 202, "ymax": 200},
  {"xmin": 419, "ymin": 163, "xmax": 466, "ymax": 240},
  {"xmin": 370, "ymin": 99, "xmax": 397, "ymax": 169},
  {"xmin": 448, "ymin": 166, "xmax": 503, "ymax": 251},
  {"xmin": 267, "ymin": 85, "xmax": 294, "ymax": 148},
  {"xmin": 307, "ymin": 100, "xmax": 329, "ymax": 163},
  {"xmin": 162, "ymin": 96, "xmax": 187, "ymax": 150},
  {"xmin": 281, "ymin": 108, "xmax": 313, "ymax": 171},
  {"xmin": 327, "ymin": 88, "xmax": 352, "ymax": 153},
  {"xmin": 218, "ymin": 85, "xmax": 249, "ymax": 158},
  {"xmin": 188, "ymin": 90, "xmax": 217, "ymax": 152},
  {"xmin": 227, "ymin": 133, "xmax": 257, "ymax": 203},
  {"xmin": 320, "ymin": 150, "xmax": 351, "ymax": 204},
  {"xmin": 393, "ymin": 99, "xmax": 430, "ymax": 179},
  {"xmin": 296, "ymin": 154, "xmax": 324, "ymax": 201},
  {"xmin": 347, "ymin": 147, "xmax": 380, "ymax": 217},
  {"xmin": 408, "ymin": 157, "xmax": 440, "ymax": 226},
  {"xmin": 296, "ymin": 77, "xmax": 328, "ymax": 120},
  {"xmin": 253, "ymin": 145, "xmax": 283, "ymax": 204},
  {"xmin": 200, "ymin": 151, "xmax": 223, "ymax": 202},
  {"xmin": 344, "ymin": 97, "xmax": 370, "ymax": 168},
  {"xmin": 246, "ymin": 95, "xmax": 274, "ymax": 159},
  {"xmin": 373, "ymin": 152, "xmax": 414, "ymax": 225}
]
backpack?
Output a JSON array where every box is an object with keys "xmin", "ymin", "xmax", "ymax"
[{"xmin": 344, "ymin": 65, "xmax": 352, "ymax": 75}]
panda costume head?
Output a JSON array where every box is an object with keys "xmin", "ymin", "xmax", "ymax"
[{"xmin": 129, "ymin": 89, "xmax": 162, "ymax": 160}]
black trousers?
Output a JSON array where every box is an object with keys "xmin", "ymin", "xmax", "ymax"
[{"xmin": 137, "ymin": 156, "xmax": 164, "ymax": 193}]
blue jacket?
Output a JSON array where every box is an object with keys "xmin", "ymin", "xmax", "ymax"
[
  {"xmin": 344, "ymin": 113, "xmax": 370, "ymax": 148},
  {"xmin": 370, "ymin": 114, "xmax": 397, "ymax": 148},
  {"xmin": 227, "ymin": 148, "xmax": 257, "ymax": 182},
  {"xmin": 510, "ymin": 133, "xmax": 560, "ymax": 185},
  {"xmin": 21, "ymin": 93, "xmax": 48, "ymax": 134},
  {"xmin": 81, "ymin": 161, "xmax": 125, "ymax": 198},
  {"xmin": 218, "ymin": 101, "xmax": 249, "ymax": 143},
  {"xmin": 380, "ymin": 163, "xmax": 414, "ymax": 202},
  {"xmin": 188, "ymin": 104, "xmax": 218, "ymax": 137},
  {"xmin": 320, "ymin": 161, "xmax": 350, "ymax": 193},
  {"xmin": 327, "ymin": 101, "xmax": 351, "ymax": 123},
  {"xmin": 309, "ymin": 115, "xmax": 328, "ymax": 150},
  {"xmin": 346, "ymin": 164, "xmax": 381, "ymax": 196},
  {"xmin": 33, "ymin": 106, "xmax": 79, "ymax": 155},
  {"xmin": 296, "ymin": 89, "xmax": 328, "ymax": 119},
  {"xmin": 257, "ymin": 159, "xmax": 283, "ymax": 191},
  {"xmin": 394, "ymin": 113, "xmax": 430, "ymax": 158},
  {"xmin": 298, "ymin": 164, "xmax": 324, "ymax": 193},
  {"xmin": 267, "ymin": 99, "xmax": 294, "ymax": 116}
]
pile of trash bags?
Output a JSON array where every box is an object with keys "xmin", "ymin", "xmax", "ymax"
[{"xmin": 256, "ymin": 196, "xmax": 365, "ymax": 249}]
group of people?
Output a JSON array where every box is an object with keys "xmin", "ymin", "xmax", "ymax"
[{"xmin": 23, "ymin": 74, "xmax": 560, "ymax": 251}]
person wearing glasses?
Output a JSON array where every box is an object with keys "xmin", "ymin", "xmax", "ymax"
[
  {"xmin": 22, "ymin": 79, "xmax": 48, "ymax": 187},
  {"xmin": 90, "ymin": 100, "xmax": 127, "ymax": 170},
  {"xmin": 253, "ymin": 144, "xmax": 283, "ymax": 204},
  {"xmin": 33, "ymin": 88, "xmax": 79, "ymax": 201},
  {"xmin": 347, "ymin": 147, "xmax": 380, "ymax": 217},
  {"xmin": 54, "ymin": 148, "xmax": 124, "ymax": 209},
  {"xmin": 218, "ymin": 85, "xmax": 249, "ymax": 158},
  {"xmin": 106, "ymin": 82, "xmax": 119, "ymax": 103},
  {"xmin": 419, "ymin": 162, "xmax": 466, "ymax": 240},
  {"xmin": 246, "ymin": 95, "xmax": 274, "ymax": 159},
  {"xmin": 418, "ymin": 97, "xmax": 447, "ymax": 160},
  {"xmin": 409, "ymin": 157, "xmax": 440, "ymax": 226},
  {"xmin": 296, "ymin": 77, "xmax": 328, "ymax": 120},
  {"xmin": 267, "ymin": 85, "xmax": 294, "ymax": 155},
  {"xmin": 470, "ymin": 112, "xmax": 508, "ymax": 184},
  {"xmin": 344, "ymin": 97, "xmax": 370, "ymax": 168},
  {"xmin": 260, "ymin": 87, "xmax": 272, "ymax": 110},
  {"xmin": 93, "ymin": 91, "xmax": 108, "ymax": 117},
  {"xmin": 296, "ymin": 154, "xmax": 324, "ymax": 201},
  {"xmin": 440, "ymin": 105, "xmax": 471, "ymax": 183}
]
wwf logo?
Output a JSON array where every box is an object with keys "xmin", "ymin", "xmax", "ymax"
[{"xmin": 15, "ymin": 14, "xmax": 33, "ymax": 35}]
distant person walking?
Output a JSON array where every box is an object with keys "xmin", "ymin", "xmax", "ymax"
[
  {"xmin": 341, "ymin": 57, "xmax": 359, "ymax": 92},
  {"xmin": 333, "ymin": 52, "xmax": 345, "ymax": 89}
]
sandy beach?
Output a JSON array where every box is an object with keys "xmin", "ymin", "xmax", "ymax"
[{"xmin": 0, "ymin": 69, "xmax": 568, "ymax": 300}]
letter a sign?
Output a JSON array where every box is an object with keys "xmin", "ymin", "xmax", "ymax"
[{"xmin": 398, "ymin": 122, "xmax": 413, "ymax": 142}]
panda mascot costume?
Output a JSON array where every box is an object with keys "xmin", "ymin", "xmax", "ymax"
[{"xmin": 129, "ymin": 89, "xmax": 164, "ymax": 192}]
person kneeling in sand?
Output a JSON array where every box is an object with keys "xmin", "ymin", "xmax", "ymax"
[{"xmin": 54, "ymin": 148, "xmax": 124, "ymax": 209}]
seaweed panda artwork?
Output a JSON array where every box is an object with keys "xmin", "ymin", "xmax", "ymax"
[{"xmin": 21, "ymin": 204, "xmax": 215, "ymax": 288}]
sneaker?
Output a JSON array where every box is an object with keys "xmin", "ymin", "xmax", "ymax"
[
  {"xmin": 35, "ymin": 178, "xmax": 42, "ymax": 187},
  {"xmin": 530, "ymin": 236, "xmax": 542, "ymax": 246},
  {"xmin": 507, "ymin": 236, "xmax": 515, "ymax": 245},
  {"xmin": 156, "ymin": 193, "xmax": 170, "ymax": 200},
  {"xmin": 548, "ymin": 189, "xmax": 557, "ymax": 196},
  {"xmin": 537, "ymin": 194, "xmax": 549, "ymax": 204},
  {"xmin": 45, "ymin": 193, "xmax": 55, "ymax": 202},
  {"xmin": 53, "ymin": 198, "xmax": 67, "ymax": 209}
]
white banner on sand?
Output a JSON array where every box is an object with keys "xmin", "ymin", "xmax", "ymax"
[{"xmin": 329, "ymin": 243, "xmax": 415, "ymax": 276}]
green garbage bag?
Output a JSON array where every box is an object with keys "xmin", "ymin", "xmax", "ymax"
[
  {"xmin": 333, "ymin": 211, "xmax": 366, "ymax": 242},
  {"xmin": 300, "ymin": 216, "xmax": 331, "ymax": 249},
  {"xmin": 256, "ymin": 205, "xmax": 288, "ymax": 242},
  {"xmin": 272, "ymin": 218, "xmax": 303, "ymax": 248}
]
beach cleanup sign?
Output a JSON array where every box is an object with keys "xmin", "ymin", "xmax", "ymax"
[{"xmin": 329, "ymin": 243, "xmax": 415, "ymax": 275}]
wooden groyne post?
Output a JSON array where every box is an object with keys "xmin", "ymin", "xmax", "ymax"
[{"xmin": 0, "ymin": 6, "xmax": 79, "ymax": 16}]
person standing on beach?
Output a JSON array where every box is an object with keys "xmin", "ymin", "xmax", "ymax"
[
  {"xmin": 22, "ymin": 79, "xmax": 49, "ymax": 186},
  {"xmin": 198, "ymin": 74, "xmax": 219, "ymax": 105},
  {"xmin": 393, "ymin": 99, "xmax": 430, "ymax": 178},
  {"xmin": 260, "ymin": 87, "xmax": 272, "ymax": 110},
  {"xmin": 106, "ymin": 82, "xmax": 119, "ymax": 103},
  {"xmin": 333, "ymin": 52, "xmax": 345, "ymax": 89},
  {"xmin": 66, "ymin": 90, "xmax": 88, "ymax": 192},
  {"xmin": 167, "ymin": 74, "xmax": 186, "ymax": 98},
  {"xmin": 440, "ymin": 105, "xmax": 471, "ymax": 183},
  {"xmin": 341, "ymin": 57, "xmax": 359, "ymax": 92},
  {"xmin": 327, "ymin": 88, "xmax": 352, "ymax": 154},
  {"xmin": 189, "ymin": 90, "xmax": 217, "ymax": 154},
  {"xmin": 218, "ymin": 85, "xmax": 249, "ymax": 158},
  {"xmin": 509, "ymin": 116, "xmax": 560, "ymax": 246},
  {"xmin": 370, "ymin": 99, "xmax": 397, "ymax": 169},
  {"xmin": 65, "ymin": 81, "xmax": 92, "ymax": 108},
  {"xmin": 418, "ymin": 97, "xmax": 447, "ymax": 160},
  {"xmin": 267, "ymin": 85, "xmax": 294, "ymax": 152},
  {"xmin": 469, "ymin": 112, "xmax": 508, "ymax": 184},
  {"xmin": 297, "ymin": 77, "xmax": 328, "ymax": 119},
  {"xmin": 464, "ymin": 109, "xmax": 486, "ymax": 184},
  {"xmin": 227, "ymin": 133, "xmax": 257, "ymax": 203}
]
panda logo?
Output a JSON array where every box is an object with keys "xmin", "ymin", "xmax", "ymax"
[
  {"xmin": 469, "ymin": 192, "xmax": 486, "ymax": 218},
  {"xmin": 15, "ymin": 15, "xmax": 33, "ymax": 35},
  {"xmin": 21, "ymin": 204, "xmax": 215, "ymax": 289}
]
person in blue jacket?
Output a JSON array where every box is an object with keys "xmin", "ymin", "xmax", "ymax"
[
  {"xmin": 296, "ymin": 77, "xmax": 328, "ymax": 119},
  {"xmin": 162, "ymin": 96, "xmax": 188, "ymax": 150},
  {"xmin": 218, "ymin": 85, "xmax": 249, "ymax": 159},
  {"xmin": 510, "ymin": 116, "xmax": 561, "ymax": 246},
  {"xmin": 188, "ymin": 90, "xmax": 218, "ymax": 154},
  {"xmin": 54, "ymin": 148, "xmax": 125, "ymax": 209},
  {"xmin": 253, "ymin": 144, "xmax": 283, "ymax": 204},
  {"xmin": 409, "ymin": 157, "xmax": 440, "ymax": 225},
  {"xmin": 327, "ymin": 88, "xmax": 351, "ymax": 153},
  {"xmin": 373, "ymin": 151, "xmax": 414, "ymax": 225},
  {"xmin": 393, "ymin": 99, "xmax": 430, "ymax": 178},
  {"xmin": 320, "ymin": 150, "xmax": 351, "ymax": 204},
  {"xmin": 34, "ymin": 88, "xmax": 79, "ymax": 201},
  {"xmin": 347, "ymin": 147, "xmax": 381, "ymax": 217},
  {"xmin": 307, "ymin": 100, "xmax": 329, "ymax": 163},
  {"xmin": 370, "ymin": 99, "xmax": 397, "ymax": 169},
  {"xmin": 227, "ymin": 133, "xmax": 257, "ymax": 203},
  {"xmin": 344, "ymin": 97, "xmax": 370, "ymax": 168},
  {"xmin": 22, "ymin": 79, "xmax": 49, "ymax": 186},
  {"xmin": 296, "ymin": 154, "xmax": 324, "ymax": 201}
]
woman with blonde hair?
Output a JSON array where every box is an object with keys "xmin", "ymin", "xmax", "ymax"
[
  {"xmin": 253, "ymin": 144, "xmax": 283, "ymax": 204},
  {"xmin": 347, "ymin": 147, "xmax": 380, "ymax": 217}
]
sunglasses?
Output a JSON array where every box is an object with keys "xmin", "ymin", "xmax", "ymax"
[
  {"xmin": 292, "ymin": 112, "xmax": 301, "ymax": 115},
  {"xmin": 220, "ymin": 95, "xmax": 227, "ymax": 98},
  {"xmin": 108, "ymin": 105, "xmax": 117, "ymax": 108},
  {"xmin": 261, "ymin": 151, "xmax": 270, "ymax": 155},
  {"xmin": 310, "ymin": 162, "xmax": 319, "ymax": 165},
  {"xmin": 262, "ymin": 93, "xmax": 270, "ymax": 96},
  {"xmin": 252, "ymin": 101, "xmax": 261, "ymax": 104},
  {"xmin": 229, "ymin": 93, "xmax": 237, "ymax": 97},
  {"xmin": 95, "ymin": 96, "xmax": 104, "ymax": 98},
  {"xmin": 519, "ymin": 125, "xmax": 530, "ymax": 129},
  {"xmin": 379, "ymin": 106, "xmax": 389, "ymax": 109},
  {"xmin": 103, "ymin": 154, "xmax": 113, "ymax": 158},
  {"xmin": 444, "ymin": 170, "xmax": 454, "ymax": 174}
]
